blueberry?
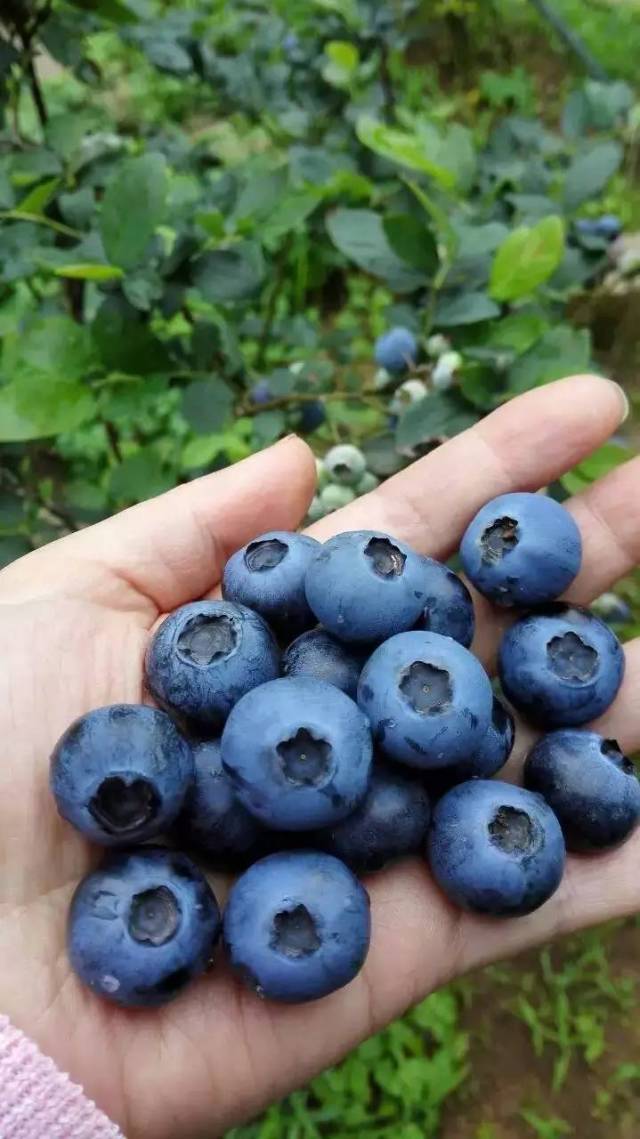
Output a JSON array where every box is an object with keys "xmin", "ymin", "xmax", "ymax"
[
  {"xmin": 595, "ymin": 214, "xmax": 622, "ymax": 240},
  {"xmin": 428, "ymin": 780, "xmax": 566, "ymax": 917},
  {"xmin": 282, "ymin": 627, "xmax": 364, "ymax": 699},
  {"xmin": 221, "ymin": 677, "xmax": 372, "ymax": 830},
  {"xmin": 68, "ymin": 847, "xmax": 221, "ymax": 1007},
  {"xmin": 355, "ymin": 470, "xmax": 380, "ymax": 495},
  {"xmin": 460, "ymin": 492, "xmax": 582, "ymax": 607},
  {"xmin": 415, "ymin": 558, "xmax": 475, "ymax": 648},
  {"xmin": 174, "ymin": 738, "xmax": 266, "ymax": 868},
  {"xmin": 430, "ymin": 695, "xmax": 515, "ymax": 792},
  {"xmin": 319, "ymin": 484, "xmax": 355, "ymax": 513},
  {"xmin": 324, "ymin": 444, "xmax": 367, "ymax": 487},
  {"xmin": 390, "ymin": 380, "xmax": 427, "ymax": 415},
  {"xmin": 222, "ymin": 530, "xmax": 320, "ymax": 637},
  {"xmin": 498, "ymin": 603, "xmax": 625, "ymax": 728},
  {"xmin": 524, "ymin": 730, "xmax": 640, "ymax": 852},
  {"xmin": 50, "ymin": 705, "xmax": 193, "ymax": 846},
  {"xmin": 305, "ymin": 530, "xmax": 430, "ymax": 643},
  {"xmin": 223, "ymin": 850, "xmax": 370, "ymax": 1002},
  {"xmin": 374, "ymin": 327, "xmax": 418, "ymax": 375},
  {"xmin": 249, "ymin": 379, "xmax": 273, "ymax": 406},
  {"xmin": 357, "ymin": 630, "xmax": 493, "ymax": 769},
  {"xmin": 297, "ymin": 400, "xmax": 326, "ymax": 432},
  {"xmin": 145, "ymin": 600, "xmax": 280, "ymax": 732},
  {"xmin": 314, "ymin": 761, "xmax": 432, "ymax": 873}
]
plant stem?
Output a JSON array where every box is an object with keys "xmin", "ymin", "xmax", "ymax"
[
  {"xmin": 25, "ymin": 55, "xmax": 47, "ymax": 128},
  {"xmin": 241, "ymin": 389, "xmax": 382, "ymax": 416},
  {"xmin": 103, "ymin": 420, "xmax": 123, "ymax": 463},
  {"xmin": 256, "ymin": 238, "xmax": 292, "ymax": 369}
]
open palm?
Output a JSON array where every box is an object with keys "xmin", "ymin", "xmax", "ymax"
[{"xmin": 1, "ymin": 374, "xmax": 639, "ymax": 1139}]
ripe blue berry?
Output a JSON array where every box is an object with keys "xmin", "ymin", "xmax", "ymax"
[
  {"xmin": 431, "ymin": 695, "xmax": 515, "ymax": 792},
  {"xmin": 428, "ymin": 781, "xmax": 566, "ymax": 917},
  {"xmin": 415, "ymin": 558, "xmax": 475, "ymax": 647},
  {"xmin": 305, "ymin": 530, "xmax": 430, "ymax": 643},
  {"xmin": 374, "ymin": 327, "xmax": 417, "ymax": 375},
  {"xmin": 282, "ymin": 627, "xmax": 364, "ymax": 698},
  {"xmin": 68, "ymin": 847, "xmax": 221, "ymax": 1007},
  {"xmin": 297, "ymin": 400, "xmax": 326, "ymax": 432},
  {"xmin": 357, "ymin": 630, "xmax": 493, "ymax": 769},
  {"xmin": 315, "ymin": 761, "xmax": 432, "ymax": 873},
  {"xmin": 460, "ymin": 492, "xmax": 582, "ymax": 607},
  {"xmin": 499, "ymin": 603, "xmax": 624, "ymax": 728},
  {"xmin": 221, "ymin": 677, "xmax": 372, "ymax": 830},
  {"xmin": 249, "ymin": 379, "xmax": 273, "ymax": 406},
  {"xmin": 524, "ymin": 730, "xmax": 640, "ymax": 852},
  {"xmin": 222, "ymin": 530, "xmax": 320, "ymax": 636},
  {"xmin": 223, "ymin": 851, "xmax": 371, "ymax": 1002},
  {"xmin": 595, "ymin": 214, "xmax": 622, "ymax": 240},
  {"xmin": 50, "ymin": 705, "xmax": 193, "ymax": 846},
  {"xmin": 145, "ymin": 600, "xmax": 280, "ymax": 732},
  {"xmin": 174, "ymin": 738, "xmax": 266, "ymax": 868}
]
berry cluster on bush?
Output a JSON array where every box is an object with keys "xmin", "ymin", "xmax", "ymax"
[{"xmin": 51, "ymin": 493, "xmax": 638, "ymax": 1010}]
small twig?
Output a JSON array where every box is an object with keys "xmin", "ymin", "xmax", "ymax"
[
  {"xmin": 256, "ymin": 237, "xmax": 293, "ymax": 369},
  {"xmin": 378, "ymin": 41, "xmax": 395, "ymax": 122},
  {"xmin": 103, "ymin": 420, "xmax": 123, "ymax": 463},
  {"xmin": 0, "ymin": 210, "xmax": 82, "ymax": 238},
  {"xmin": 41, "ymin": 501, "xmax": 79, "ymax": 533},
  {"xmin": 24, "ymin": 54, "xmax": 47, "ymax": 128},
  {"xmin": 241, "ymin": 389, "xmax": 382, "ymax": 417},
  {"xmin": 65, "ymin": 278, "xmax": 85, "ymax": 323}
]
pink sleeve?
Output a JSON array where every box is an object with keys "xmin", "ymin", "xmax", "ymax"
[{"xmin": 0, "ymin": 1015, "xmax": 125, "ymax": 1139}]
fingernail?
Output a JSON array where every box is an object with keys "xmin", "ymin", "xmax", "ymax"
[{"xmin": 608, "ymin": 379, "xmax": 630, "ymax": 423}]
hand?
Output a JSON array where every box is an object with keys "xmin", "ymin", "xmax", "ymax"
[{"xmin": 0, "ymin": 374, "xmax": 637, "ymax": 1139}]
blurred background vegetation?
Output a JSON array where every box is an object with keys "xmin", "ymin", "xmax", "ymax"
[{"xmin": 2, "ymin": 0, "xmax": 640, "ymax": 1135}]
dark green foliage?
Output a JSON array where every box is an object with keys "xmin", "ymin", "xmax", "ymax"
[{"xmin": 0, "ymin": 0, "xmax": 633, "ymax": 559}]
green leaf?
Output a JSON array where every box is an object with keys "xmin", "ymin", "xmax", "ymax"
[
  {"xmin": 17, "ymin": 178, "xmax": 60, "ymax": 215},
  {"xmin": 396, "ymin": 393, "xmax": 476, "ymax": 449},
  {"xmin": 356, "ymin": 118, "xmax": 456, "ymax": 189},
  {"xmin": 490, "ymin": 216, "xmax": 565, "ymax": 302},
  {"xmin": 322, "ymin": 40, "xmax": 359, "ymax": 88},
  {"xmin": 100, "ymin": 153, "xmax": 168, "ymax": 270},
  {"xmin": 181, "ymin": 379, "xmax": 234, "ymax": 434},
  {"xmin": 59, "ymin": 187, "xmax": 95, "ymax": 229},
  {"xmin": 252, "ymin": 410, "xmax": 287, "ymax": 446},
  {"xmin": 434, "ymin": 292, "xmax": 500, "ymax": 328},
  {"xmin": 146, "ymin": 40, "xmax": 193, "ymax": 75},
  {"xmin": 232, "ymin": 167, "xmax": 288, "ymax": 226},
  {"xmin": 122, "ymin": 268, "xmax": 163, "ymax": 311},
  {"xmin": 508, "ymin": 326, "xmax": 591, "ymax": 394},
  {"xmin": 563, "ymin": 141, "xmax": 623, "ymax": 211},
  {"xmin": 561, "ymin": 441, "xmax": 631, "ymax": 494},
  {"xmin": 66, "ymin": 0, "xmax": 139, "ymax": 23},
  {"xmin": 326, "ymin": 209, "xmax": 426, "ymax": 292},
  {"xmin": 54, "ymin": 263, "xmax": 123, "ymax": 281},
  {"xmin": 383, "ymin": 215, "xmax": 438, "ymax": 273},
  {"xmin": 109, "ymin": 451, "xmax": 173, "ymax": 504},
  {"xmin": 0, "ymin": 382, "xmax": 95, "ymax": 441},
  {"xmin": 485, "ymin": 312, "xmax": 549, "ymax": 354},
  {"xmin": 192, "ymin": 242, "xmax": 265, "ymax": 303},
  {"xmin": 46, "ymin": 111, "xmax": 100, "ymax": 161},
  {"xmin": 2, "ymin": 316, "xmax": 95, "ymax": 382},
  {"xmin": 92, "ymin": 297, "xmax": 171, "ymax": 374},
  {"xmin": 453, "ymin": 222, "xmax": 509, "ymax": 258},
  {"xmin": 261, "ymin": 190, "xmax": 321, "ymax": 244}
]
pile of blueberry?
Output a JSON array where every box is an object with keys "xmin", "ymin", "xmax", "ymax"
[{"xmin": 51, "ymin": 491, "xmax": 640, "ymax": 1010}]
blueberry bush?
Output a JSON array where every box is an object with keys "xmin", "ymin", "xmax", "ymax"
[{"xmin": 0, "ymin": 0, "xmax": 638, "ymax": 567}]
